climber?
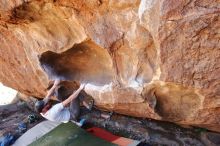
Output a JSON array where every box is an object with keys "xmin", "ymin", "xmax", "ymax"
[{"xmin": 34, "ymin": 79, "xmax": 92, "ymax": 123}]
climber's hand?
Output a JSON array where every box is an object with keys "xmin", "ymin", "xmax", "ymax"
[
  {"xmin": 80, "ymin": 83, "xmax": 86, "ymax": 90},
  {"xmin": 54, "ymin": 79, "xmax": 61, "ymax": 86}
]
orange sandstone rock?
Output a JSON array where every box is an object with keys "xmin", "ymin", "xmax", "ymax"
[{"xmin": 0, "ymin": 0, "xmax": 219, "ymax": 132}]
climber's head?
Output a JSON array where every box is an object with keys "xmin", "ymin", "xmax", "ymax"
[{"xmin": 34, "ymin": 100, "xmax": 45, "ymax": 113}]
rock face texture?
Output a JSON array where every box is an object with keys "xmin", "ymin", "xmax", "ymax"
[{"xmin": 0, "ymin": 0, "xmax": 219, "ymax": 132}]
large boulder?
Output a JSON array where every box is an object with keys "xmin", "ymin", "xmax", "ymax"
[{"xmin": 0, "ymin": 0, "xmax": 219, "ymax": 132}]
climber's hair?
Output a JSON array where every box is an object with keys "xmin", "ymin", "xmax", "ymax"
[{"xmin": 34, "ymin": 100, "xmax": 45, "ymax": 113}]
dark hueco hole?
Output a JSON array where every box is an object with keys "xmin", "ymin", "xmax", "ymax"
[{"xmin": 39, "ymin": 40, "xmax": 114, "ymax": 85}]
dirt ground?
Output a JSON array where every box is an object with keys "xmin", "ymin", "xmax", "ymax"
[
  {"xmin": 0, "ymin": 100, "xmax": 43, "ymax": 140},
  {"xmin": 80, "ymin": 108, "xmax": 220, "ymax": 146},
  {"xmin": 1, "ymin": 99, "xmax": 220, "ymax": 146}
]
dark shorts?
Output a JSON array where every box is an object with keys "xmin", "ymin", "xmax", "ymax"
[{"xmin": 69, "ymin": 93, "xmax": 85, "ymax": 121}]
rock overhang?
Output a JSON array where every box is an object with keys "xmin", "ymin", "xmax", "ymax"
[{"xmin": 0, "ymin": 0, "xmax": 219, "ymax": 132}]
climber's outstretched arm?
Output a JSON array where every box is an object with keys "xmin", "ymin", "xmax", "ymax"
[
  {"xmin": 62, "ymin": 84, "xmax": 85, "ymax": 107},
  {"xmin": 43, "ymin": 79, "xmax": 60, "ymax": 103}
]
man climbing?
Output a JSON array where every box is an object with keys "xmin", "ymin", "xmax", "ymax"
[{"xmin": 35, "ymin": 79, "xmax": 92, "ymax": 124}]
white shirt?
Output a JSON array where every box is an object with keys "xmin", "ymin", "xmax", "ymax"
[{"xmin": 41, "ymin": 103, "xmax": 70, "ymax": 123}]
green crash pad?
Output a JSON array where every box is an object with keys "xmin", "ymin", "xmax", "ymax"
[{"xmin": 29, "ymin": 122, "xmax": 117, "ymax": 146}]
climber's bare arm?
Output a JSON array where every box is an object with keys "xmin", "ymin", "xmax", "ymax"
[
  {"xmin": 43, "ymin": 79, "xmax": 60, "ymax": 103},
  {"xmin": 62, "ymin": 84, "xmax": 85, "ymax": 107}
]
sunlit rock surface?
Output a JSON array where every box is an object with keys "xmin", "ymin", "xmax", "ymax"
[{"xmin": 0, "ymin": 0, "xmax": 219, "ymax": 132}]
